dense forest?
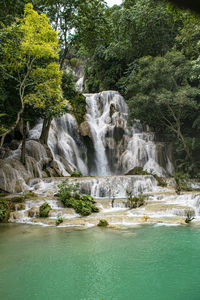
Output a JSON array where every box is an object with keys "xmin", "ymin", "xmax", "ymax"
[{"xmin": 0, "ymin": 0, "xmax": 200, "ymax": 177}]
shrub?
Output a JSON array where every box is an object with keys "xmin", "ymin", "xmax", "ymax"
[
  {"xmin": 71, "ymin": 170, "xmax": 82, "ymax": 177},
  {"xmin": 126, "ymin": 190, "xmax": 146, "ymax": 209},
  {"xmin": 0, "ymin": 200, "xmax": 7, "ymax": 222},
  {"xmin": 174, "ymin": 172, "xmax": 191, "ymax": 194},
  {"xmin": 98, "ymin": 219, "xmax": 109, "ymax": 227},
  {"xmin": 185, "ymin": 210, "xmax": 195, "ymax": 224},
  {"xmin": 56, "ymin": 216, "xmax": 63, "ymax": 226},
  {"xmin": 39, "ymin": 203, "xmax": 51, "ymax": 218},
  {"xmin": 56, "ymin": 180, "xmax": 99, "ymax": 216},
  {"xmin": 0, "ymin": 199, "xmax": 10, "ymax": 222},
  {"xmin": 152, "ymin": 174, "xmax": 167, "ymax": 187}
]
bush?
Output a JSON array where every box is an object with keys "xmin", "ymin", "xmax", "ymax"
[
  {"xmin": 98, "ymin": 219, "xmax": 109, "ymax": 227},
  {"xmin": 39, "ymin": 203, "xmax": 51, "ymax": 218},
  {"xmin": 56, "ymin": 180, "xmax": 99, "ymax": 216},
  {"xmin": 185, "ymin": 210, "xmax": 195, "ymax": 224},
  {"xmin": 126, "ymin": 190, "xmax": 146, "ymax": 209},
  {"xmin": 71, "ymin": 170, "xmax": 82, "ymax": 177},
  {"xmin": 174, "ymin": 172, "xmax": 191, "ymax": 194},
  {"xmin": 152, "ymin": 174, "xmax": 167, "ymax": 187},
  {"xmin": 56, "ymin": 216, "xmax": 63, "ymax": 226},
  {"xmin": 0, "ymin": 200, "xmax": 7, "ymax": 222}
]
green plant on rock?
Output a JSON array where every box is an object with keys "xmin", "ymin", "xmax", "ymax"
[
  {"xmin": 98, "ymin": 219, "xmax": 109, "ymax": 227},
  {"xmin": 71, "ymin": 170, "xmax": 82, "ymax": 177},
  {"xmin": 56, "ymin": 180, "xmax": 99, "ymax": 216},
  {"xmin": 39, "ymin": 203, "xmax": 51, "ymax": 218},
  {"xmin": 174, "ymin": 172, "xmax": 191, "ymax": 194},
  {"xmin": 185, "ymin": 210, "xmax": 195, "ymax": 224},
  {"xmin": 0, "ymin": 199, "xmax": 9, "ymax": 222},
  {"xmin": 126, "ymin": 189, "xmax": 146, "ymax": 209},
  {"xmin": 152, "ymin": 174, "xmax": 167, "ymax": 187},
  {"xmin": 125, "ymin": 166, "xmax": 149, "ymax": 175},
  {"xmin": 56, "ymin": 216, "xmax": 63, "ymax": 226}
]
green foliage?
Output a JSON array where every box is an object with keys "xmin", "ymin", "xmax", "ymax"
[
  {"xmin": 8, "ymin": 196, "xmax": 25, "ymax": 203},
  {"xmin": 71, "ymin": 170, "xmax": 82, "ymax": 178},
  {"xmin": 84, "ymin": 0, "xmax": 178, "ymax": 93},
  {"xmin": 185, "ymin": 209, "xmax": 195, "ymax": 224},
  {"xmin": 61, "ymin": 71, "xmax": 86, "ymax": 124},
  {"xmin": 0, "ymin": 193, "xmax": 9, "ymax": 198},
  {"xmin": 24, "ymin": 191, "xmax": 38, "ymax": 198},
  {"xmin": 56, "ymin": 216, "xmax": 63, "ymax": 226},
  {"xmin": 56, "ymin": 180, "xmax": 99, "ymax": 216},
  {"xmin": 0, "ymin": 3, "xmax": 65, "ymax": 140},
  {"xmin": 0, "ymin": 199, "xmax": 8, "ymax": 222},
  {"xmin": 125, "ymin": 51, "xmax": 200, "ymax": 174},
  {"xmin": 174, "ymin": 172, "xmax": 191, "ymax": 193},
  {"xmin": 126, "ymin": 190, "xmax": 146, "ymax": 209},
  {"xmin": 125, "ymin": 167, "xmax": 149, "ymax": 176},
  {"xmin": 152, "ymin": 174, "xmax": 167, "ymax": 188},
  {"xmin": 39, "ymin": 203, "xmax": 51, "ymax": 217},
  {"xmin": 98, "ymin": 219, "xmax": 109, "ymax": 227}
]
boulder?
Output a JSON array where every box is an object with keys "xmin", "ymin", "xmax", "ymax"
[{"xmin": 79, "ymin": 121, "xmax": 92, "ymax": 138}]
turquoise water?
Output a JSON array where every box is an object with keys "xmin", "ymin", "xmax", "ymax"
[{"xmin": 1, "ymin": 224, "xmax": 200, "ymax": 300}]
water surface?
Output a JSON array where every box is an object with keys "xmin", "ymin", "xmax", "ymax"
[{"xmin": 0, "ymin": 224, "xmax": 200, "ymax": 300}]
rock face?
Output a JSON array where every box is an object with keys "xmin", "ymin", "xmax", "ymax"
[
  {"xmin": 0, "ymin": 140, "xmax": 63, "ymax": 193},
  {"xmin": 79, "ymin": 121, "xmax": 91, "ymax": 138}
]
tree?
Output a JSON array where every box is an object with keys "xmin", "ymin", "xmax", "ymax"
[
  {"xmin": 0, "ymin": 3, "xmax": 64, "ymax": 163},
  {"xmin": 35, "ymin": 0, "xmax": 108, "ymax": 69},
  {"xmin": 125, "ymin": 51, "xmax": 200, "ymax": 173},
  {"xmin": 84, "ymin": 0, "xmax": 178, "ymax": 93}
]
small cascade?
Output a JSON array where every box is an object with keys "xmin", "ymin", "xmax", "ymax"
[{"xmin": 76, "ymin": 77, "xmax": 84, "ymax": 92}]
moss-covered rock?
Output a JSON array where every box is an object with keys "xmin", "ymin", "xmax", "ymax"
[
  {"xmin": 125, "ymin": 167, "xmax": 149, "ymax": 176},
  {"xmin": 125, "ymin": 166, "xmax": 167, "ymax": 187},
  {"xmin": 39, "ymin": 203, "xmax": 51, "ymax": 218},
  {"xmin": 98, "ymin": 219, "xmax": 109, "ymax": 227},
  {"xmin": 25, "ymin": 191, "xmax": 38, "ymax": 198}
]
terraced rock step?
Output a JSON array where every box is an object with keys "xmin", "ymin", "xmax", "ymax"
[{"xmin": 7, "ymin": 175, "xmax": 200, "ymax": 228}]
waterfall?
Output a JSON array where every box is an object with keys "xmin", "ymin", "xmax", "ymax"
[
  {"xmin": 28, "ymin": 91, "xmax": 174, "ymax": 177},
  {"xmin": 0, "ymin": 90, "xmax": 174, "ymax": 193},
  {"xmin": 28, "ymin": 90, "xmax": 173, "ymax": 177}
]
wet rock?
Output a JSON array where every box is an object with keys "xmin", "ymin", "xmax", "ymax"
[
  {"xmin": 79, "ymin": 121, "xmax": 92, "ymax": 138},
  {"xmin": 28, "ymin": 207, "xmax": 40, "ymax": 218}
]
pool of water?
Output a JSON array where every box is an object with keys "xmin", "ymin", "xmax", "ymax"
[{"xmin": 0, "ymin": 224, "xmax": 200, "ymax": 300}]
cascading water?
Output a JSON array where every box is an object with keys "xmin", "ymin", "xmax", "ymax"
[
  {"xmin": 0, "ymin": 90, "xmax": 174, "ymax": 193},
  {"xmin": 38, "ymin": 90, "xmax": 173, "ymax": 177}
]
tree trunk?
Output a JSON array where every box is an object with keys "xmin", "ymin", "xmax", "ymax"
[
  {"xmin": 40, "ymin": 118, "xmax": 51, "ymax": 145},
  {"xmin": 21, "ymin": 120, "xmax": 28, "ymax": 165},
  {"xmin": 0, "ymin": 104, "xmax": 24, "ymax": 149},
  {"xmin": 59, "ymin": 46, "xmax": 68, "ymax": 70},
  {"xmin": 0, "ymin": 135, "xmax": 5, "ymax": 147}
]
